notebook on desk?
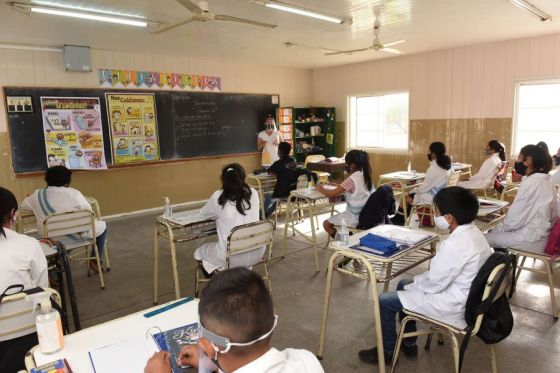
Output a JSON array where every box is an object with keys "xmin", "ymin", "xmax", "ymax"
[{"xmin": 88, "ymin": 336, "xmax": 159, "ymax": 373}]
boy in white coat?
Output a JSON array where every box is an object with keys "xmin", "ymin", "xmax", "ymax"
[
  {"xmin": 486, "ymin": 144, "xmax": 558, "ymax": 253},
  {"xmin": 144, "ymin": 268, "xmax": 324, "ymax": 373},
  {"xmin": 359, "ymin": 187, "xmax": 492, "ymax": 365}
]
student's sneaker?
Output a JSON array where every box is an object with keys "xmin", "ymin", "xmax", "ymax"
[
  {"xmin": 358, "ymin": 347, "xmax": 392, "ymax": 365},
  {"xmin": 402, "ymin": 344, "xmax": 418, "ymax": 358}
]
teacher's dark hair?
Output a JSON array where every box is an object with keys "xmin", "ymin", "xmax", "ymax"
[
  {"xmin": 0, "ymin": 187, "xmax": 18, "ymax": 238},
  {"xmin": 218, "ymin": 163, "xmax": 252, "ymax": 215}
]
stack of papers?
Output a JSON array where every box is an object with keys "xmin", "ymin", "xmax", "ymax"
[
  {"xmin": 162, "ymin": 210, "xmax": 211, "ymax": 225},
  {"xmin": 372, "ymin": 227, "xmax": 431, "ymax": 245}
]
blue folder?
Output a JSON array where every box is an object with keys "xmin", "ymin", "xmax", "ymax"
[{"xmin": 358, "ymin": 233, "xmax": 398, "ymax": 256}]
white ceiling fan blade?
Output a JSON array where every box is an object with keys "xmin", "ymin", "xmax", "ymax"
[
  {"xmin": 150, "ymin": 18, "xmax": 196, "ymax": 34},
  {"xmin": 383, "ymin": 39, "xmax": 406, "ymax": 47},
  {"xmin": 176, "ymin": 0, "xmax": 203, "ymax": 13},
  {"xmin": 325, "ymin": 47, "xmax": 371, "ymax": 56},
  {"xmin": 381, "ymin": 47, "xmax": 403, "ymax": 54},
  {"xmin": 214, "ymin": 15, "xmax": 277, "ymax": 28}
]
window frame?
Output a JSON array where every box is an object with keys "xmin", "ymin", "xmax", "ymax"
[
  {"xmin": 346, "ymin": 89, "xmax": 410, "ymax": 153},
  {"xmin": 512, "ymin": 78, "xmax": 560, "ymax": 157}
]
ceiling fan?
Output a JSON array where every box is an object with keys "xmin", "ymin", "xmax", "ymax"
[
  {"xmin": 152, "ymin": 0, "xmax": 277, "ymax": 34},
  {"xmin": 325, "ymin": 16, "xmax": 405, "ymax": 56}
]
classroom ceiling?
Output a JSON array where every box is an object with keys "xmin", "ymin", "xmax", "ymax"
[{"xmin": 2, "ymin": 0, "xmax": 560, "ymax": 69}]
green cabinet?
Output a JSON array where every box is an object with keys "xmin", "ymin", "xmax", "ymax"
[{"xmin": 279, "ymin": 107, "xmax": 336, "ymax": 163}]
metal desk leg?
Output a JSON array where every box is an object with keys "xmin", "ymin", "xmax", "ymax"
[
  {"xmin": 400, "ymin": 181, "xmax": 409, "ymax": 224},
  {"xmin": 383, "ymin": 263, "xmax": 393, "ymax": 292},
  {"xmin": 362, "ymin": 258, "xmax": 386, "ymax": 373},
  {"xmin": 317, "ymin": 252, "xmax": 340, "ymax": 359},
  {"xmin": 166, "ymin": 225, "xmax": 181, "ymax": 300},
  {"xmin": 61, "ymin": 249, "xmax": 80, "ymax": 330},
  {"xmin": 153, "ymin": 223, "xmax": 160, "ymax": 304},
  {"xmin": 281, "ymin": 197, "xmax": 293, "ymax": 258},
  {"xmin": 308, "ymin": 202, "xmax": 320, "ymax": 272},
  {"xmin": 55, "ymin": 269, "xmax": 69, "ymax": 333}
]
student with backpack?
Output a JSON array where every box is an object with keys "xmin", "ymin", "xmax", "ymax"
[
  {"xmin": 358, "ymin": 187, "xmax": 493, "ymax": 365},
  {"xmin": 316, "ymin": 150, "xmax": 374, "ymax": 238}
]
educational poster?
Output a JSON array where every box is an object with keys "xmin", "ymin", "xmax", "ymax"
[
  {"xmin": 40, "ymin": 97, "xmax": 107, "ymax": 170},
  {"xmin": 106, "ymin": 93, "xmax": 160, "ymax": 164}
]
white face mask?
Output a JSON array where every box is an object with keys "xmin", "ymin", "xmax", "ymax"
[{"xmin": 434, "ymin": 215, "xmax": 450, "ymax": 230}]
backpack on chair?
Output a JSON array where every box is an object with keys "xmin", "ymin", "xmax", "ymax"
[
  {"xmin": 458, "ymin": 251, "xmax": 516, "ymax": 372},
  {"xmin": 357, "ymin": 185, "xmax": 395, "ymax": 229}
]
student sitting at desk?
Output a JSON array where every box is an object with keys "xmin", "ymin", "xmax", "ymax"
[
  {"xmin": 264, "ymin": 141, "xmax": 298, "ymax": 217},
  {"xmin": 0, "ymin": 187, "xmax": 48, "ymax": 373},
  {"xmin": 486, "ymin": 145, "xmax": 558, "ymax": 253},
  {"xmin": 458, "ymin": 140, "xmax": 505, "ymax": 190},
  {"xmin": 21, "ymin": 166, "xmax": 107, "ymax": 274},
  {"xmin": 393, "ymin": 142, "xmax": 452, "ymax": 226},
  {"xmin": 316, "ymin": 149, "xmax": 373, "ymax": 237},
  {"xmin": 144, "ymin": 267, "xmax": 324, "ymax": 373},
  {"xmin": 194, "ymin": 164, "xmax": 261, "ymax": 276},
  {"xmin": 358, "ymin": 186, "xmax": 492, "ymax": 366}
]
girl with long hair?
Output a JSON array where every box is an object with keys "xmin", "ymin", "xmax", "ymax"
[{"xmin": 458, "ymin": 140, "xmax": 505, "ymax": 190}]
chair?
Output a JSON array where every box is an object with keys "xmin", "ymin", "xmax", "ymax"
[
  {"xmin": 304, "ymin": 155, "xmax": 330, "ymax": 182},
  {"xmin": 86, "ymin": 197, "xmax": 111, "ymax": 271},
  {"xmin": 43, "ymin": 210, "xmax": 106, "ymax": 289},
  {"xmin": 0, "ymin": 287, "xmax": 62, "ymax": 343},
  {"xmin": 407, "ymin": 170, "xmax": 462, "ymax": 227},
  {"xmin": 475, "ymin": 161, "xmax": 509, "ymax": 199},
  {"xmin": 390, "ymin": 263, "xmax": 512, "ymax": 373},
  {"xmin": 508, "ymin": 249, "xmax": 560, "ymax": 319},
  {"xmin": 194, "ymin": 220, "xmax": 274, "ymax": 296}
]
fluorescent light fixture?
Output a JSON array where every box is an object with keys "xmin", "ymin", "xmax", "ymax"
[
  {"xmin": 507, "ymin": 0, "xmax": 552, "ymax": 23},
  {"xmin": 263, "ymin": 1, "xmax": 347, "ymax": 24},
  {"xmin": 11, "ymin": 2, "xmax": 150, "ymax": 27},
  {"xmin": 31, "ymin": 0, "xmax": 145, "ymax": 19},
  {"xmin": 0, "ymin": 43, "xmax": 61, "ymax": 52}
]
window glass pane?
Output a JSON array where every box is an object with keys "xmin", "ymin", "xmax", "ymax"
[
  {"xmin": 515, "ymin": 83, "xmax": 560, "ymax": 153},
  {"xmin": 350, "ymin": 92, "xmax": 409, "ymax": 149}
]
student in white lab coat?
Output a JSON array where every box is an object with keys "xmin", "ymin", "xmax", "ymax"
[
  {"xmin": 145, "ymin": 267, "xmax": 324, "ymax": 373},
  {"xmin": 21, "ymin": 166, "xmax": 107, "ymax": 274},
  {"xmin": 411, "ymin": 142, "xmax": 452, "ymax": 205},
  {"xmin": 194, "ymin": 164, "xmax": 262, "ymax": 275},
  {"xmin": 257, "ymin": 116, "xmax": 283, "ymax": 167},
  {"xmin": 358, "ymin": 187, "xmax": 492, "ymax": 365},
  {"xmin": 0, "ymin": 187, "xmax": 48, "ymax": 373},
  {"xmin": 458, "ymin": 140, "xmax": 505, "ymax": 190},
  {"xmin": 486, "ymin": 145, "xmax": 558, "ymax": 253}
]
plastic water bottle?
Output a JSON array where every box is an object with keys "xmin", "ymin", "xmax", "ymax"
[
  {"xmin": 163, "ymin": 197, "xmax": 172, "ymax": 218},
  {"xmin": 337, "ymin": 219, "xmax": 350, "ymax": 246},
  {"xmin": 407, "ymin": 161, "xmax": 412, "ymax": 173}
]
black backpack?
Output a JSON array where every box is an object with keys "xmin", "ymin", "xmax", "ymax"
[
  {"xmin": 458, "ymin": 252, "xmax": 516, "ymax": 372},
  {"xmin": 357, "ymin": 185, "xmax": 396, "ymax": 229}
]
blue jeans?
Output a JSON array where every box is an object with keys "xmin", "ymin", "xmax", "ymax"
[
  {"xmin": 91, "ymin": 228, "xmax": 107, "ymax": 258},
  {"xmin": 379, "ymin": 279, "xmax": 417, "ymax": 355},
  {"xmin": 263, "ymin": 193, "xmax": 277, "ymax": 218}
]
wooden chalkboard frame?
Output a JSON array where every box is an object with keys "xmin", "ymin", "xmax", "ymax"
[{"xmin": 3, "ymin": 86, "xmax": 280, "ymax": 176}]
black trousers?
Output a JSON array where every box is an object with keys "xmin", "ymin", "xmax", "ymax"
[{"xmin": 0, "ymin": 332, "xmax": 38, "ymax": 373}]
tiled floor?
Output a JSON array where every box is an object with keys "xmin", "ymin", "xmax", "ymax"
[{"xmin": 63, "ymin": 208, "xmax": 560, "ymax": 372}]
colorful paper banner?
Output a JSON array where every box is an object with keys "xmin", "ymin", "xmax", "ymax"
[{"xmin": 98, "ymin": 69, "xmax": 221, "ymax": 92}]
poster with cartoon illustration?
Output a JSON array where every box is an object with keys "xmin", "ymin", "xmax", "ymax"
[
  {"xmin": 40, "ymin": 97, "xmax": 107, "ymax": 170},
  {"xmin": 106, "ymin": 93, "xmax": 160, "ymax": 164}
]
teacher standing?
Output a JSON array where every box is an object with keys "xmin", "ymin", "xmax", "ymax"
[{"xmin": 257, "ymin": 116, "xmax": 283, "ymax": 167}]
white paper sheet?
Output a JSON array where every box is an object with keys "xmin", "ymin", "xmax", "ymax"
[{"xmin": 88, "ymin": 336, "xmax": 159, "ymax": 373}]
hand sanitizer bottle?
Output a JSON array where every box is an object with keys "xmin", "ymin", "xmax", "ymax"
[
  {"xmin": 26, "ymin": 292, "xmax": 64, "ymax": 354},
  {"xmin": 163, "ymin": 197, "xmax": 172, "ymax": 218},
  {"xmin": 338, "ymin": 219, "xmax": 350, "ymax": 246},
  {"xmin": 407, "ymin": 161, "xmax": 412, "ymax": 173}
]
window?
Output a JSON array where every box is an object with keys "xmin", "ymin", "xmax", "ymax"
[
  {"xmin": 348, "ymin": 91, "xmax": 409, "ymax": 149},
  {"xmin": 514, "ymin": 81, "xmax": 560, "ymax": 153}
]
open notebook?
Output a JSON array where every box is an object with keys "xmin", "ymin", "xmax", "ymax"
[{"xmin": 370, "ymin": 226, "xmax": 431, "ymax": 245}]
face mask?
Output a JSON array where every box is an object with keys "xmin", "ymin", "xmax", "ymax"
[
  {"xmin": 483, "ymin": 149, "xmax": 491, "ymax": 156},
  {"xmin": 266, "ymin": 124, "xmax": 275, "ymax": 131},
  {"xmin": 434, "ymin": 215, "xmax": 450, "ymax": 230},
  {"xmin": 553, "ymin": 155, "xmax": 560, "ymax": 166},
  {"xmin": 514, "ymin": 161, "xmax": 527, "ymax": 175},
  {"xmin": 198, "ymin": 346, "xmax": 220, "ymax": 373},
  {"xmin": 345, "ymin": 164, "xmax": 352, "ymax": 173},
  {"xmin": 427, "ymin": 153, "xmax": 432, "ymax": 161}
]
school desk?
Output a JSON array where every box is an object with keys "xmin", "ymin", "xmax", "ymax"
[
  {"xmin": 474, "ymin": 198, "xmax": 509, "ymax": 233},
  {"xmin": 306, "ymin": 159, "xmax": 346, "ymax": 181},
  {"xmin": 451, "ymin": 162, "xmax": 473, "ymax": 179},
  {"xmin": 247, "ymin": 173, "xmax": 277, "ymax": 218},
  {"xmin": 153, "ymin": 210, "xmax": 216, "ymax": 304},
  {"xmin": 377, "ymin": 171, "xmax": 427, "ymax": 224},
  {"xmin": 41, "ymin": 240, "xmax": 81, "ymax": 331},
  {"xmin": 316, "ymin": 225, "xmax": 439, "ymax": 371},
  {"xmin": 281, "ymin": 188, "xmax": 335, "ymax": 272},
  {"xmin": 28, "ymin": 298, "xmax": 199, "ymax": 373}
]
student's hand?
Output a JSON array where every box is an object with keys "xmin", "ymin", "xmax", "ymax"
[
  {"xmin": 405, "ymin": 195, "xmax": 413, "ymax": 204},
  {"xmin": 144, "ymin": 351, "xmax": 171, "ymax": 373},
  {"xmin": 315, "ymin": 184, "xmax": 325, "ymax": 193},
  {"xmin": 178, "ymin": 345, "xmax": 199, "ymax": 368},
  {"xmin": 259, "ymin": 138, "xmax": 267, "ymax": 145}
]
